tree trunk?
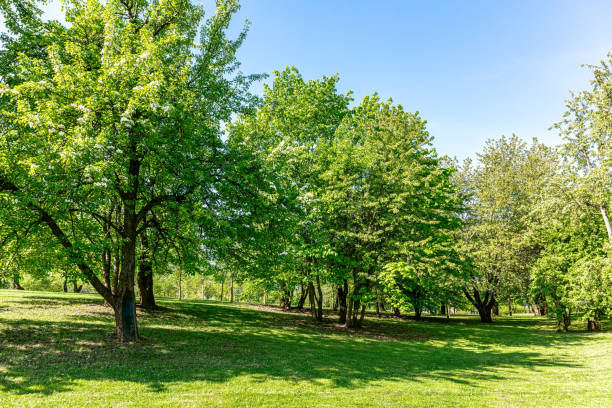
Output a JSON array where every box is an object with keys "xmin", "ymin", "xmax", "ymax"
[
  {"xmin": 508, "ymin": 297, "xmax": 513, "ymax": 316},
  {"xmin": 337, "ymin": 279, "xmax": 348, "ymax": 324},
  {"xmin": 307, "ymin": 281, "xmax": 322, "ymax": 322},
  {"xmin": 279, "ymin": 280, "xmax": 292, "ymax": 310},
  {"xmin": 137, "ymin": 235, "xmax": 156, "ymax": 309},
  {"xmin": 476, "ymin": 305, "xmax": 493, "ymax": 323},
  {"xmin": 315, "ymin": 276, "xmax": 323, "ymax": 321},
  {"xmin": 393, "ymin": 307, "xmax": 401, "ymax": 317},
  {"xmin": 464, "ymin": 286, "xmax": 496, "ymax": 323},
  {"xmin": 414, "ymin": 306, "xmax": 422, "ymax": 320},
  {"xmin": 73, "ymin": 281, "xmax": 83, "ymax": 293},
  {"xmin": 492, "ymin": 301, "xmax": 499, "ymax": 316},
  {"xmin": 599, "ymin": 205, "xmax": 612, "ymax": 242},
  {"xmin": 346, "ymin": 277, "xmax": 363, "ymax": 329},
  {"xmin": 63, "ymin": 276, "xmax": 68, "ymax": 293},
  {"xmin": 297, "ymin": 284, "xmax": 307, "ymax": 310},
  {"xmin": 12, "ymin": 274, "xmax": 24, "ymax": 290},
  {"xmin": 533, "ymin": 294, "xmax": 548, "ymax": 316},
  {"xmin": 201, "ymin": 278, "xmax": 205, "ymax": 300},
  {"xmin": 178, "ymin": 268, "xmax": 182, "ymax": 300},
  {"xmin": 587, "ymin": 310, "xmax": 603, "ymax": 331},
  {"xmin": 220, "ymin": 279, "xmax": 224, "ymax": 302},
  {"xmin": 230, "ymin": 275, "xmax": 234, "ymax": 303},
  {"xmin": 440, "ymin": 303, "xmax": 447, "ymax": 316}
]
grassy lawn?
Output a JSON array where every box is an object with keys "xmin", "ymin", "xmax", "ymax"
[{"xmin": 0, "ymin": 290, "xmax": 610, "ymax": 408}]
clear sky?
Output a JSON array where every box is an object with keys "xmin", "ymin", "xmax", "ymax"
[{"xmin": 3, "ymin": 0, "xmax": 612, "ymax": 160}]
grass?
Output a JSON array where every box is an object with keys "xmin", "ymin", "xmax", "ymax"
[{"xmin": 0, "ymin": 290, "xmax": 611, "ymax": 408}]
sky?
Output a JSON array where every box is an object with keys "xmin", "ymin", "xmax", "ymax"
[{"xmin": 3, "ymin": 0, "xmax": 612, "ymax": 160}]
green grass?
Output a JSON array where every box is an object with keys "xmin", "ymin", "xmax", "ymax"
[{"xmin": 0, "ymin": 290, "xmax": 610, "ymax": 408}]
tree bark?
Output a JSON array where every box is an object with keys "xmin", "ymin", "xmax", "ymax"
[
  {"xmin": 393, "ymin": 307, "xmax": 401, "ymax": 317},
  {"xmin": 464, "ymin": 286, "xmax": 496, "ymax": 323},
  {"xmin": 508, "ymin": 297, "xmax": 513, "ymax": 316},
  {"xmin": 297, "ymin": 284, "xmax": 307, "ymax": 310},
  {"xmin": 73, "ymin": 281, "xmax": 83, "ymax": 293},
  {"xmin": 12, "ymin": 274, "xmax": 24, "ymax": 290},
  {"xmin": 337, "ymin": 280, "xmax": 348, "ymax": 324},
  {"xmin": 137, "ymin": 234, "xmax": 156, "ymax": 309}
]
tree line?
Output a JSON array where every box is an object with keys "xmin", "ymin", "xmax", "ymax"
[{"xmin": 0, "ymin": 0, "xmax": 610, "ymax": 342}]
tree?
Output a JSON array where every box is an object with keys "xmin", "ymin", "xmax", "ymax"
[
  {"xmin": 229, "ymin": 67, "xmax": 352, "ymax": 322},
  {"xmin": 459, "ymin": 136, "xmax": 554, "ymax": 323},
  {"xmin": 321, "ymin": 95, "xmax": 463, "ymax": 326},
  {"xmin": 0, "ymin": 0, "xmax": 258, "ymax": 342}
]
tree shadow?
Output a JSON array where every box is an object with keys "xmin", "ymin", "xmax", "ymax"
[{"xmin": 0, "ymin": 292, "xmax": 597, "ymax": 397}]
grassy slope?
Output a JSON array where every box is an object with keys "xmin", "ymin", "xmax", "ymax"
[{"xmin": 0, "ymin": 290, "xmax": 610, "ymax": 408}]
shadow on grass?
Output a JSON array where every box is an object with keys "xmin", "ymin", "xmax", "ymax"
[{"xmin": 0, "ymin": 292, "xmax": 597, "ymax": 396}]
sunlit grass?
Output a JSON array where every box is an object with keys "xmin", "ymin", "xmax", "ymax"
[{"xmin": 0, "ymin": 290, "xmax": 610, "ymax": 407}]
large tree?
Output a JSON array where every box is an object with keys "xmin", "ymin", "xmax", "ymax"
[{"xmin": 0, "ymin": 0, "xmax": 258, "ymax": 342}]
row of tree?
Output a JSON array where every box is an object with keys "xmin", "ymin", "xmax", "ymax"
[{"xmin": 0, "ymin": 0, "xmax": 610, "ymax": 342}]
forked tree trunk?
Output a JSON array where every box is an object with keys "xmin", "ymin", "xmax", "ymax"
[
  {"xmin": 464, "ymin": 285, "xmax": 496, "ymax": 323},
  {"xmin": 73, "ymin": 281, "xmax": 83, "ymax": 293},
  {"xmin": 587, "ymin": 310, "xmax": 603, "ymax": 331},
  {"xmin": 346, "ymin": 277, "xmax": 364, "ymax": 329}
]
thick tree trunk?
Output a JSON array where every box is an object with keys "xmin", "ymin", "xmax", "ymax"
[
  {"xmin": 337, "ymin": 280, "xmax": 348, "ymax": 324},
  {"xmin": 73, "ymin": 281, "xmax": 83, "ymax": 293},
  {"xmin": 440, "ymin": 303, "xmax": 447, "ymax": 316},
  {"xmin": 393, "ymin": 307, "xmax": 401, "ymax": 317},
  {"xmin": 464, "ymin": 285, "xmax": 496, "ymax": 323},
  {"xmin": 492, "ymin": 301, "xmax": 499, "ymax": 316},
  {"xmin": 476, "ymin": 305, "xmax": 493, "ymax": 323},
  {"xmin": 414, "ymin": 306, "xmax": 422, "ymax": 320}
]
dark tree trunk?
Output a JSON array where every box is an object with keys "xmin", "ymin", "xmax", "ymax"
[
  {"xmin": 440, "ymin": 303, "xmax": 447, "ymax": 316},
  {"xmin": 414, "ymin": 306, "xmax": 422, "ymax": 320},
  {"xmin": 492, "ymin": 301, "xmax": 499, "ymax": 316},
  {"xmin": 508, "ymin": 297, "xmax": 513, "ymax": 316},
  {"xmin": 297, "ymin": 284, "xmax": 307, "ymax": 311},
  {"xmin": 464, "ymin": 285, "xmax": 496, "ymax": 323},
  {"xmin": 476, "ymin": 304, "xmax": 493, "ymax": 323},
  {"xmin": 337, "ymin": 279, "xmax": 348, "ymax": 324},
  {"xmin": 73, "ymin": 281, "xmax": 83, "ymax": 293},
  {"xmin": 315, "ymin": 276, "xmax": 323, "ymax": 320},
  {"xmin": 393, "ymin": 307, "xmax": 401, "ymax": 317},
  {"xmin": 376, "ymin": 302, "xmax": 381, "ymax": 316},
  {"xmin": 63, "ymin": 276, "xmax": 68, "ymax": 293},
  {"xmin": 12, "ymin": 274, "xmax": 24, "ymax": 290}
]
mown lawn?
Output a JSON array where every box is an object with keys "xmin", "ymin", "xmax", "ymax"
[{"xmin": 0, "ymin": 290, "xmax": 610, "ymax": 408}]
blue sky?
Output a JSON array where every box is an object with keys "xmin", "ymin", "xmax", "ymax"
[{"xmin": 4, "ymin": 0, "xmax": 612, "ymax": 160}]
